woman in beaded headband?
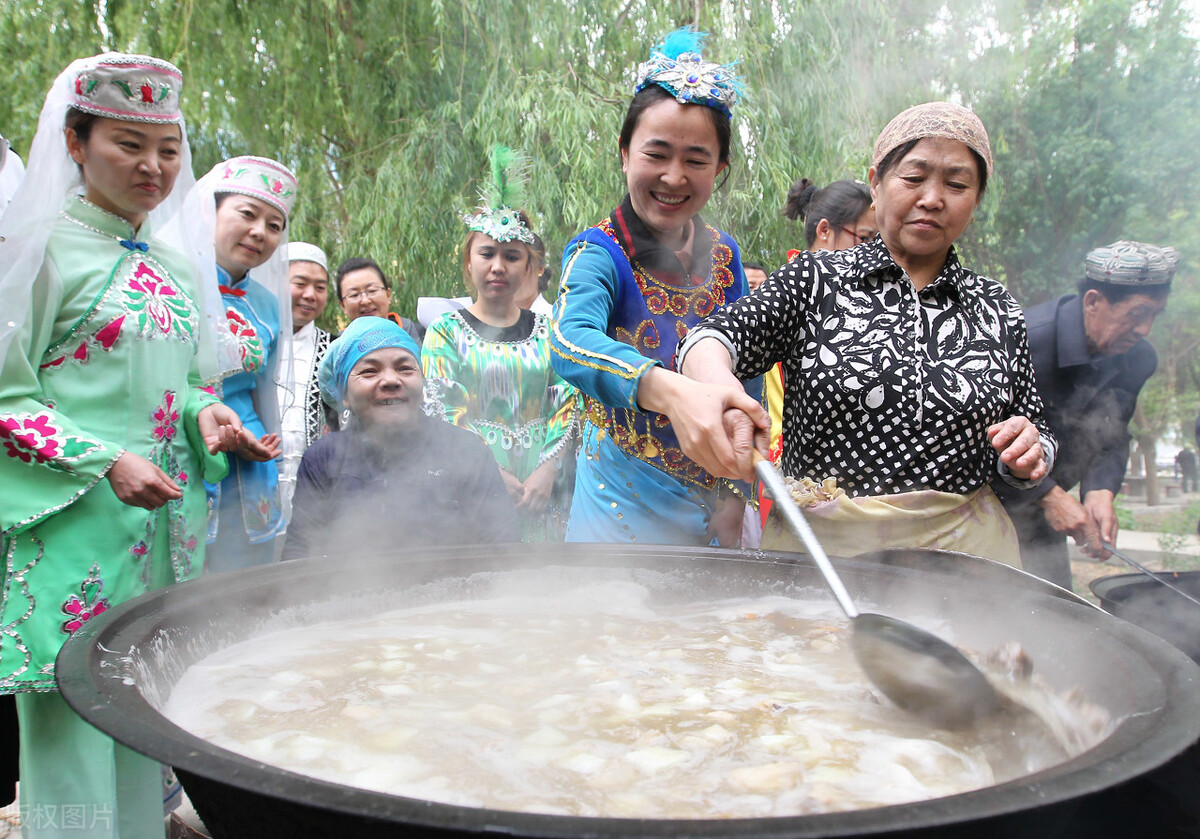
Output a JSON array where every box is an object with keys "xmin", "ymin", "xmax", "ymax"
[
  {"xmin": 547, "ymin": 28, "xmax": 762, "ymax": 548},
  {"xmin": 163, "ymin": 155, "xmax": 298, "ymax": 573},
  {"xmin": 421, "ymin": 145, "xmax": 579, "ymax": 542},
  {"xmin": 0, "ymin": 53, "xmax": 274, "ymax": 837}
]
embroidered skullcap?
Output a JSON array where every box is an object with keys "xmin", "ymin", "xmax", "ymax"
[
  {"xmin": 211, "ymin": 155, "xmax": 298, "ymax": 219},
  {"xmin": 1085, "ymin": 240, "xmax": 1178, "ymax": 287},
  {"xmin": 318, "ymin": 316, "xmax": 421, "ymax": 407},
  {"xmin": 69, "ymin": 53, "xmax": 183, "ymax": 124},
  {"xmin": 287, "ymin": 241, "xmax": 328, "ymax": 272},
  {"xmin": 634, "ymin": 27, "xmax": 742, "ymax": 118},
  {"xmin": 872, "ymin": 101, "xmax": 994, "ymax": 178}
]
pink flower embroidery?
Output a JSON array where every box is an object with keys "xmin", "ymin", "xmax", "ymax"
[
  {"xmin": 0, "ymin": 413, "xmax": 64, "ymax": 464},
  {"xmin": 129, "ymin": 540, "xmax": 148, "ymax": 558},
  {"xmin": 60, "ymin": 565, "xmax": 110, "ymax": 636},
  {"xmin": 95, "ymin": 315, "xmax": 125, "ymax": 350},
  {"xmin": 225, "ymin": 308, "xmax": 266, "ymax": 373},
  {"xmin": 140, "ymin": 82, "xmax": 154, "ymax": 103},
  {"xmin": 152, "ymin": 391, "xmax": 179, "ymax": 442},
  {"xmin": 127, "ymin": 262, "xmax": 186, "ymax": 336},
  {"xmin": 270, "ymin": 179, "xmax": 283, "ymax": 194}
]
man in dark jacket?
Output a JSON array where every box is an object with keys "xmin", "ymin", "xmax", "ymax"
[{"xmin": 995, "ymin": 241, "xmax": 1176, "ymax": 589}]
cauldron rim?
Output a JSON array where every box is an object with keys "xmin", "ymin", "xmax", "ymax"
[{"xmin": 57, "ymin": 544, "xmax": 1200, "ymax": 838}]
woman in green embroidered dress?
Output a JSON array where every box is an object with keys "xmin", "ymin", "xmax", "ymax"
[
  {"xmin": 421, "ymin": 148, "xmax": 578, "ymax": 542},
  {"xmin": 0, "ymin": 54, "xmax": 273, "ymax": 839}
]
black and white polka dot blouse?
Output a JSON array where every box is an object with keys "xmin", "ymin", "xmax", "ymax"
[{"xmin": 685, "ymin": 237, "xmax": 1056, "ymax": 497}]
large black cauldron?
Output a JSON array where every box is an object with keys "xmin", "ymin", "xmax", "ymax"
[
  {"xmin": 58, "ymin": 545, "xmax": 1200, "ymax": 839},
  {"xmin": 1090, "ymin": 570, "xmax": 1200, "ymax": 664}
]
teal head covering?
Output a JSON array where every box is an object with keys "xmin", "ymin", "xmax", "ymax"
[{"xmin": 319, "ymin": 317, "xmax": 421, "ymax": 407}]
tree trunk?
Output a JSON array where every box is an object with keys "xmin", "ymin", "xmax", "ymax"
[{"xmin": 1138, "ymin": 434, "xmax": 1161, "ymax": 506}]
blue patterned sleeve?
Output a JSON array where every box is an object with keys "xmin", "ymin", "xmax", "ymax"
[{"xmin": 549, "ymin": 238, "xmax": 659, "ymax": 411}]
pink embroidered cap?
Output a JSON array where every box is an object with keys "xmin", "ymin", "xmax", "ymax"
[
  {"xmin": 70, "ymin": 53, "xmax": 183, "ymax": 124},
  {"xmin": 212, "ymin": 155, "xmax": 298, "ymax": 219}
]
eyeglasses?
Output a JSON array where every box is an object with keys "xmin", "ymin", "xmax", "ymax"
[
  {"xmin": 341, "ymin": 284, "xmax": 387, "ymax": 302},
  {"xmin": 841, "ymin": 227, "xmax": 876, "ymax": 245}
]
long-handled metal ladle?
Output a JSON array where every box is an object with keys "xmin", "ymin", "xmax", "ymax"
[
  {"xmin": 754, "ymin": 453, "xmax": 998, "ymax": 727},
  {"xmin": 1101, "ymin": 541, "xmax": 1200, "ymax": 610}
]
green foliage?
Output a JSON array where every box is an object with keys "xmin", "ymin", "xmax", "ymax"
[
  {"xmin": 1, "ymin": 0, "xmax": 1197, "ymax": 393},
  {"xmin": 1155, "ymin": 501, "xmax": 1200, "ymax": 570},
  {"xmin": 1114, "ymin": 499, "xmax": 1135, "ymax": 532}
]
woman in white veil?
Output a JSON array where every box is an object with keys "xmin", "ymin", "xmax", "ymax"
[
  {"xmin": 0, "ymin": 53, "xmax": 273, "ymax": 837},
  {"xmin": 161, "ymin": 155, "xmax": 297, "ymax": 571}
]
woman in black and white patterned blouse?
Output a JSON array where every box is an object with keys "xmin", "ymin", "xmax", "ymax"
[{"xmin": 670, "ymin": 102, "xmax": 1056, "ymax": 565}]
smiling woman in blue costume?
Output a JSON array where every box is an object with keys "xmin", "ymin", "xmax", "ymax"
[
  {"xmin": 549, "ymin": 29, "xmax": 762, "ymax": 547},
  {"xmin": 0, "ymin": 53, "xmax": 272, "ymax": 838},
  {"xmin": 167, "ymin": 156, "xmax": 295, "ymax": 572}
]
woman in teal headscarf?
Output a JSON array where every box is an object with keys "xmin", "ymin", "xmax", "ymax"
[{"xmin": 284, "ymin": 317, "xmax": 520, "ymax": 559}]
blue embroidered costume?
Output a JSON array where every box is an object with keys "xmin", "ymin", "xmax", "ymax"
[
  {"xmin": 204, "ymin": 266, "xmax": 284, "ymax": 570},
  {"xmin": 550, "ymin": 198, "xmax": 755, "ymax": 544}
]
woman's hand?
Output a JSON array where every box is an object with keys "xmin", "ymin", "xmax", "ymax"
[
  {"xmin": 499, "ymin": 468, "xmax": 525, "ymax": 505},
  {"xmin": 240, "ymin": 433, "xmax": 282, "ymax": 462},
  {"xmin": 1083, "ymin": 489, "xmax": 1118, "ymax": 558},
  {"xmin": 987, "ymin": 415, "xmax": 1047, "ymax": 481},
  {"xmin": 106, "ymin": 451, "xmax": 182, "ymax": 510},
  {"xmin": 707, "ymin": 493, "xmax": 746, "ymax": 547},
  {"xmin": 517, "ymin": 461, "xmax": 558, "ymax": 514},
  {"xmin": 1038, "ymin": 485, "xmax": 1106, "ymax": 559},
  {"xmin": 199, "ymin": 404, "xmax": 281, "ymax": 461},
  {"xmin": 638, "ymin": 367, "xmax": 768, "ymax": 482},
  {"xmin": 199, "ymin": 403, "xmax": 245, "ymax": 454}
]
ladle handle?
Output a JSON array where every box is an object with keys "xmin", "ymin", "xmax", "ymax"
[
  {"xmin": 1101, "ymin": 541, "xmax": 1200, "ymax": 610},
  {"xmin": 754, "ymin": 452, "xmax": 859, "ymax": 619}
]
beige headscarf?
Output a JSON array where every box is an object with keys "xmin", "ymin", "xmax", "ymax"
[{"xmin": 872, "ymin": 101, "xmax": 994, "ymax": 177}]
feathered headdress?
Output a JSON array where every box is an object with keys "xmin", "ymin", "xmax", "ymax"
[
  {"xmin": 634, "ymin": 27, "xmax": 742, "ymax": 117},
  {"xmin": 462, "ymin": 144, "xmax": 536, "ymax": 244}
]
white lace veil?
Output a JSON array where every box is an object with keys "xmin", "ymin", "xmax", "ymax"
[{"xmin": 159, "ymin": 159, "xmax": 295, "ymax": 434}]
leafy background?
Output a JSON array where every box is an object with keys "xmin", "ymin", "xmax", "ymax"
[{"xmin": 2, "ymin": 0, "xmax": 1198, "ymax": 476}]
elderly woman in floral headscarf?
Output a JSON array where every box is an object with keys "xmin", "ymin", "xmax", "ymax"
[{"xmin": 671, "ymin": 102, "xmax": 1056, "ymax": 565}]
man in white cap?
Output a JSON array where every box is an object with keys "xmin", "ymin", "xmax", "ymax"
[
  {"xmin": 996, "ymin": 240, "xmax": 1176, "ymax": 588},
  {"xmin": 278, "ymin": 241, "xmax": 334, "ymax": 517}
]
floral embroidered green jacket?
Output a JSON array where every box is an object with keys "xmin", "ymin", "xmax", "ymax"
[{"xmin": 0, "ymin": 196, "xmax": 227, "ymax": 692}]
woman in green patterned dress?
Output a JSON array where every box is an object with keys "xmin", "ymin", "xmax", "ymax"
[
  {"xmin": 421, "ymin": 148, "xmax": 578, "ymax": 542},
  {"xmin": 0, "ymin": 53, "xmax": 273, "ymax": 838}
]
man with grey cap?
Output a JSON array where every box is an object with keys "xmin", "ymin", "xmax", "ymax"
[
  {"xmin": 995, "ymin": 240, "xmax": 1177, "ymax": 588},
  {"xmin": 277, "ymin": 241, "xmax": 334, "ymax": 517}
]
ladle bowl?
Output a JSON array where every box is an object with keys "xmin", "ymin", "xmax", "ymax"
[{"xmin": 754, "ymin": 455, "xmax": 998, "ymax": 726}]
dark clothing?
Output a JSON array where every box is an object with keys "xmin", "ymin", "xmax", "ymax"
[
  {"xmin": 699, "ymin": 237, "xmax": 1052, "ymax": 497},
  {"xmin": 459, "ymin": 307, "xmax": 536, "ymax": 342},
  {"xmin": 0, "ymin": 694, "xmax": 14, "ymax": 805},
  {"xmin": 386, "ymin": 311, "xmax": 426, "ymax": 347},
  {"xmin": 282, "ymin": 417, "xmax": 518, "ymax": 560},
  {"xmin": 995, "ymin": 294, "xmax": 1157, "ymax": 587},
  {"xmin": 610, "ymin": 194, "xmax": 715, "ymax": 287},
  {"xmin": 1176, "ymin": 449, "xmax": 1198, "ymax": 493}
]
